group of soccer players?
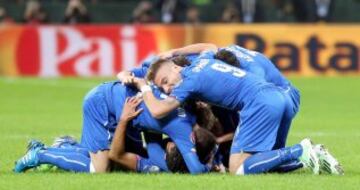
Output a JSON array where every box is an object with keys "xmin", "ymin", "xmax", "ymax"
[{"xmin": 14, "ymin": 43, "xmax": 344, "ymax": 175}]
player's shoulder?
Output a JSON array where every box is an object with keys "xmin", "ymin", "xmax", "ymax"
[{"xmin": 141, "ymin": 54, "xmax": 159, "ymax": 68}]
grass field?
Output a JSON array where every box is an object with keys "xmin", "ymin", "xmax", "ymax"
[{"xmin": 0, "ymin": 77, "xmax": 359, "ymax": 190}]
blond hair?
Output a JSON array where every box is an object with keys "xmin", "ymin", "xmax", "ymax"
[{"xmin": 146, "ymin": 59, "xmax": 171, "ymax": 81}]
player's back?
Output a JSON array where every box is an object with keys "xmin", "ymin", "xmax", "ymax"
[
  {"xmin": 180, "ymin": 57, "xmax": 273, "ymax": 111},
  {"xmin": 133, "ymin": 88, "xmax": 196, "ymax": 133},
  {"xmin": 225, "ymin": 45, "xmax": 290, "ymax": 88}
]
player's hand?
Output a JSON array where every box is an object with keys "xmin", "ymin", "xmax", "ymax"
[
  {"xmin": 120, "ymin": 97, "xmax": 143, "ymax": 122},
  {"xmin": 132, "ymin": 77, "xmax": 147, "ymax": 90},
  {"xmin": 211, "ymin": 164, "xmax": 226, "ymax": 173},
  {"xmin": 158, "ymin": 50, "xmax": 175, "ymax": 59}
]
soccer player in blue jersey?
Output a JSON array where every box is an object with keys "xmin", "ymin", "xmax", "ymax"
[
  {"xmin": 108, "ymin": 96, "xmax": 168, "ymax": 173},
  {"xmin": 159, "ymin": 43, "xmax": 343, "ymax": 174},
  {"xmin": 14, "ymin": 81, "xmax": 216, "ymax": 174},
  {"xmin": 157, "ymin": 43, "xmax": 303, "ymax": 173},
  {"xmin": 128, "ymin": 44, "xmax": 343, "ymax": 175},
  {"xmin": 118, "ymin": 55, "xmax": 237, "ymax": 170}
]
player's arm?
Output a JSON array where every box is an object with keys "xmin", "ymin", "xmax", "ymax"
[
  {"xmin": 169, "ymin": 125, "xmax": 211, "ymax": 174},
  {"xmin": 147, "ymin": 143, "xmax": 168, "ymax": 171},
  {"xmin": 117, "ymin": 56, "xmax": 156, "ymax": 82},
  {"xmin": 117, "ymin": 71, "xmax": 136, "ymax": 85},
  {"xmin": 108, "ymin": 97, "xmax": 143, "ymax": 171},
  {"xmin": 143, "ymin": 132, "xmax": 168, "ymax": 170},
  {"xmin": 159, "ymin": 43, "xmax": 218, "ymax": 59},
  {"xmin": 216, "ymin": 133, "xmax": 234, "ymax": 144},
  {"xmin": 134, "ymin": 78, "xmax": 180, "ymax": 119},
  {"xmin": 143, "ymin": 90, "xmax": 180, "ymax": 119}
]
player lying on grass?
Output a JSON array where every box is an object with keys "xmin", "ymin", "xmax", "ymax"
[
  {"xmin": 125, "ymin": 43, "xmax": 344, "ymax": 175},
  {"xmin": 14, "ymin": 81, "xmax": 217, "ymax": 174}
]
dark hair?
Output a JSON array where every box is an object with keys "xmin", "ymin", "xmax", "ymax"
[
  {"xmin": 194, "ymin": 127, "xmax": 217, "ymax": 164},
  {"xmin": 165, "ymin": 145, "xmax": 189, "ymax": 173},
  {"xmin": 171, "ymin": 55, "xmax": 191, "ymax": 67},
  {"xmin": 194, "ymin": 102, "xmax": 217, "ymax": 131},
  {"xmin": 215, "ymin": 49, "xmax": 240, "ymax": 67},
  {"xmin": 165, "ymin": 128, "xmax": 217, "ymax": 173}
]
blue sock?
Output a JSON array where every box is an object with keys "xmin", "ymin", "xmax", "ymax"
[
  {"xmin": 270, "ymin": 160, "xmax": 303, "ymax": 173},
  {"xmin": 242, "ymin": 144, "xmax": 302, "ymax": 175},
  {"xmin": 38, "ymin": 149, "xmax": 90, "ymax": 172},
  {"xmin": 46, "ymin": 147, "xmax": 90, "ymax": 157}
]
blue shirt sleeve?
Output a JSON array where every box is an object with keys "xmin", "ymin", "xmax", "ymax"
[
  {"xmin": 146, "ymin": 142, "xmax": 168, "ymax": 171},
  {"xmin": 131, "ymin": 55, "xmax": 158, "ymax": 78},
  {"xmin": 131, "ymin": 67, "xmax": 148, "ymax": 78},
  {"xmin": 169, "ymin": 76, "xmax": 197, "ymax": 104},
  {"xmin": 163, "ymin": 120, "xmax": 210, "ymax": 174},
  {"xmin": 198, "ymin": 51, "xmax": 215, "ymax": 59},
  {"xmin": 136, "ymin": 153, "xmax": 166, "ymax": 173}
]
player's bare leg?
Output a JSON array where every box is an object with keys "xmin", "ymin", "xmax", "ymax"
[
  {"xmin": 89, "ymin": 150, "xmax": 110, "ymax": 173},
  {"xmin": 229, "ymin": 152, "xmax": 252, "ymax": 174}
]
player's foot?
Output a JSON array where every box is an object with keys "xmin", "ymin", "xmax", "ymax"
[
  {"xmin": 314, "ymin": 144, "xmax": 344, "ymax": 175},
  {"xmin": 27, "ymin": 139, "xmax": 45, "ymax": 152},
  {"xmin": 14, "ymin": 147, "xmax": 41, "ymax": 173},
  {"xmin": 52, "ymin": 135, "xmax": 78, "ymax": 148},
  {"xmin": 299, "ymin": 138, "xmax": 320, "ymax": 174}
]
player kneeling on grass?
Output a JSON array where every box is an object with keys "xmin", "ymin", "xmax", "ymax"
[
  {"xmin": 158, "ymin": 43, "xmax": 344, "ymax": 175},
  {"xmin": 127, "ymin": 46, "xmax": 344, "ymax": 175}
]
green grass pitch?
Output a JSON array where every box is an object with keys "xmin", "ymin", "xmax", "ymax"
[{"xmin": 0, "ymin": 77, "xmax": 359, "ymax": 190}]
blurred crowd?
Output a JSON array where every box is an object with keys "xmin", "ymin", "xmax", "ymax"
[
  {"xmin": 132, "ymin": 0, "xmax": 336, "ymax": 23},
  {"xmin": 0, "ymin": 0, "xmax": 343, "ymax": 24},
  {"xmin": 1, "ymin": 0, "xmax": 91, "ymax": 24}
]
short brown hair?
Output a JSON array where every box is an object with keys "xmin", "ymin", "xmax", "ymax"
[
  {"xmin": 215, "ymin": 49, "xmax": 240, "ymax": 67},
  {"xmin": 165, "ymin": 145, "xmax": 189, "ymax": 173},
  {"xmin": 165, "ymin": 128, "xmax": 217, "ymax": 173},
  {"xmin": 146, "ymin": 58, "xmax": 171, "ymax": 81},
  {"xmin": 194, "ymin": 127, "xmax": 217, "ymax": 164},
  {"xmin": 171, "ymin": 55, "xmax": 191, "ymax": 67}
]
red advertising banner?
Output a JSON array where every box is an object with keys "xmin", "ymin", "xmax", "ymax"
[
  {"xmin": 0, "ymin": 24, "xmax": 360, "ymax": 77},
  {"xmin": 0, "ymin": 24, "xmax": 186, "ymax": 77}
]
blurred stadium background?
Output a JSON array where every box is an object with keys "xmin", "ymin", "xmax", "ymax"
[{"xmin": 0, "ymin": 0, "xmax": 360, "ymax": 189}]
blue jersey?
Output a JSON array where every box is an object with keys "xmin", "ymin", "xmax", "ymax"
[
  {"xmin": 221, "ymin": 45, "xmax": 300, "ymax": 115},
  {"xmin": 136, "ymin": 142, "xmax": 168, "ymax": 173},
  {"xmin": 131, "ymin": 55, "xmax": 158, "ymax": 78},
  {"xmin": 103, "ymin": 81, "xmax": 208, "ymax": 174},
  {"xmin": 221, "ymin": 45, "xmax": 291, "ymax": 88},
  {"xmin": 170, "ymin": 54, "xmax": 273, "ymax": 111}
]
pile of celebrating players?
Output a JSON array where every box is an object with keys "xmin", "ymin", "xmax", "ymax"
[{"xmin": 14, "ymin": 43, "xmax": 344, "ymax": 175}]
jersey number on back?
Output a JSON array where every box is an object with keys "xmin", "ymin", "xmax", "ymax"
[{"xmin": 211, "ymin": 63, "xmax": 246, "ymax": 78}]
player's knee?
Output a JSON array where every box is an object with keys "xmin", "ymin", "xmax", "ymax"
[
  {"xmin": 229, "ymin": 152, "xmax": 252, "ymax": 175},
  {"xmin": 89, "ymin": 151, "xmax": 110, "ymax": 173}
]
